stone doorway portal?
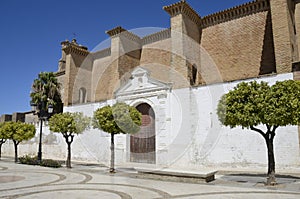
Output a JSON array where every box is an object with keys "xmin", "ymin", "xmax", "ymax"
[{"xmin": 130, "ymin": 103, "xmax": 156, "ymax": 164}]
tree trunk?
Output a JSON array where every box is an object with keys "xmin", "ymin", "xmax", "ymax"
[
  {"xmin": 265, "ymin": 134, "xmax": 276, "ymax": 185},
  {"xmin": 66, "ymin": 142, "xmax": 71, "ymax": 168},
  {"xmin": 13, "ymin": 140, "xmax": 18, "ymax": 163},
  {"xmin": 110, "ymin": 132, "xmax": 115, "ymax": 173},
  {"xmin": 0, "ymin": 143, "xmax": 2, "ymax": 160},
  {"xmin": 250, "ymin": 125, "xmax": 277, "ymax": 186},
  {"xmin": 0, "ymin": 139, "xmax": 5, "ymax": 160}
]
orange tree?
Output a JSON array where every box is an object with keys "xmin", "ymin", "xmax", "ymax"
[
  {"xmin": 93, "ymin": 102, "xmax": 141, "ymax": 173},
  {"xmin": 1, "ymin": 121, "xmax": 36, "ymax": 162},
  {"xmin": 0, "ymin": 122, "xmax": 9, "ymax": 160},
  {"xmin": 217, "ymin": 80, "xmax": 300, "ymax": 185},
  {"xmin": 49, "ymin": 112, "xmax": 90, "ymax": 168}
]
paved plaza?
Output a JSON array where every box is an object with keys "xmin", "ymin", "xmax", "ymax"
[{"xmin": 0, "ymin": 158, "xmax": 300, "ymax": 198}]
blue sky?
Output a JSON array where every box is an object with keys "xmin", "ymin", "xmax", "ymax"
[{"xmin": 0, "ymin": 0, "xmax": 250, "ymax": 115}]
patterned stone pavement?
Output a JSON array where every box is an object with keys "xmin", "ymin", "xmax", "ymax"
[{"xmin": 0, "ymin": 158, "xmax": 300, "ymax": 199}]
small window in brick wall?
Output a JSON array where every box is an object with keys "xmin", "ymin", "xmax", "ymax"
[
  {"xmin": 189, "ymin": 64, "xmax": 198, "ymax": 86},
  {"xmin": 79, "ymin": 87, "xmax": 87, "ymax": 104}
]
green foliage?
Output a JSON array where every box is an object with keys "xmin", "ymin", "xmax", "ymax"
[
  {"xmin": 1, "ymin": 121, "xmax": 36, "ymax": 143},
  {"xmin": 19, "ymin": 154, "xmax": 62, "ymax": 168},
  {"xmin": 0, "ymin": 122, "xmax": 9, "ymax": 140},
  {"xmin": 0, "ymin": 122, "xmax": 8, "ymax": 159},
  {"xmin": 49, "ymin": 112, "xmax": 90, "ymax": 168},
  {"xmin": 93, "ymin": 102, "xmax": 142, "ymax": 135},
  {"xmin": 217, "ymin": 80, "xmax": 300, "ymax": 128},
  {"xmin": 19, "ymin": 154, "xmax": 38, "ymax": 165},
  {"xmin": 93, "ymin": 106, "xmax": 115, "ymax": 134},
  {"xmin": 1, "ymin": 121, "xmax": 35, "ymax": 162},
  {"xmin": 217, "ymin": 79, "xmax": 300, "ymax": 185},
  {"xmin": 93, "ymin": 102, "xmax": 142, "ymax": 173},
  {"xmin": 49, "ymin": 112, "xmax": 90, "ymax": 135},
  {"xmin": 30, "ymin": 72, "xmax": 62, "ymax": 113},
  {"xmin": 40, "ymin": 159, "xmax": 62, "ymax": 168},
  {"xmin": 73, "ymin": 112, "xmax": 91, "ymax": 134},
  {"xmin": 217, "ymin": 81, "xmax": 269, "ymax": 128},
  {"xmin": 266, "ymin": 80, "xmax": 300, "ymax": 126}
]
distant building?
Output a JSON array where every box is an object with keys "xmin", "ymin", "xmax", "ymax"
[
  {"xmin": 0, "ymin": 112, "xmax": 33, "ymax": 123},
  {"xmin": 0, "ymin": 114, "xmax": 12, "ymax": 123}
]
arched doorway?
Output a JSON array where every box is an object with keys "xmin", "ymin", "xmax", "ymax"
[{"xmin": 130, "ymin": 103, "xmax": 156, "ymax": 164}]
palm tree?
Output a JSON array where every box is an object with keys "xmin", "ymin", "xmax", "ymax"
[
  {"xmin": 30, "ymin": 72, "xmax": 63, "ymax": 162},
  {"xmin": 30, "ymin": 72, "xmax": 62, "ymax": 113}
]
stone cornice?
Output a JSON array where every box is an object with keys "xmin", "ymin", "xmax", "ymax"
[
  {"xmin": 116, "ymin": 89, "xmax": 170, "ymax": 101},
  {"xmin": 163, "ymin": 0, "xmax": 201, "ymax": 26},
  {"xmin": 106, "ymin": 26, "xmax": 141, "ymax": 43},
  {"xmin": 61, "ymin": 39, "xmax": 89, "ymax": 56},
  {"xmin": 106, "ymin": 26, "xmax": 126, "ymax": 37},
  {"xmin": 201, "ymin": 0, "xmax": 270, "ymax": 28},
  {"xmin": 142, "ymin": 28, "xmax": 171, "ymax": 45},
  {"xmin": 55, "ymin": 70, "xmax": 65, "ymax": 77}
]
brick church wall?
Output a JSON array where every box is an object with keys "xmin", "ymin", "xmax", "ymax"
[
  {"xmin": 201, "ymin": 10, "xmax": 275, "ymax": 82},
  {"xmin": 56, "ymin": 0, "xmax": 298, "ymax": 105}
]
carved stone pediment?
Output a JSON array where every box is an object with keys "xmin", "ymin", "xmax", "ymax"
[{"xmin": 115, "ymin": 67, "xmax": 171, "ymax": 99}]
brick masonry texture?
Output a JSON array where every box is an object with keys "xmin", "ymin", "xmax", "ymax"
[
  {"xmin": 56, "ymin": 0, "xmax": 299, "ymax": 105},
  {"xmin": 295, "ymin": 2, "xmax": 300, "ymax": 61},
  {"xmin": 201, "ymin": 11, "xmax": 275, "ymax": 82},
  {"xmin": 270, "ymin": 0, "xmax": 294, "ymax": 73}
]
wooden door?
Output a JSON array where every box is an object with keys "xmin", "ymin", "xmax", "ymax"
[{"xmin": 130, "ymin": 103, "xmax": 155, "ymax": 164}]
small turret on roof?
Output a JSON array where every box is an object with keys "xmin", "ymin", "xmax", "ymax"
[
  {"xmin": 106, "ymin": 26, "xmax": 127, "ymax": 37},
  {"xmin": 61, "ymin": 39, "xmax": 89, "ymax": 56},
  {"xmin": 163, "ymin": 0, "xmax": 201, "ymax": 26},
  {"xmin": 106, "ymin": 26, "xmax": 141, "ymax": 43}
]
